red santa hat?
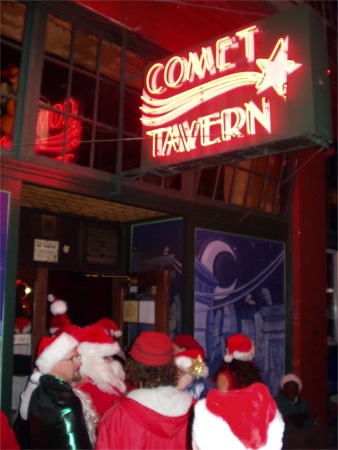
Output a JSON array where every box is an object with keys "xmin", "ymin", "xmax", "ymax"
[
  {"xmin": 130, "ymin": 331, "xmax": 173, "ymax": 366},
  {"xmin": 224, "ymin": 333, "xmax": 255, "ymax": 363},
  {"xmin": 172, "ymin": 334, "xmax": 205, "ymax": 356},
  {"xmin": 78, "ymin": 324, "xmax": 120, "ymax": 357},
  {"xmin": 192, "ymin": 383, "xmax": 284, "ymax": 450},
  {"xmin": 35, "ymin": 331, "xmax": 80, "ymax": 374},
  {"xmin": 95, "ymin": 318, "xmax": 122, "ymax": 338},
  {"xmin": 48, "ymin": 294, "xmax": 71, "ymax": 335},
  {"xmin": 280, "ymin": 373, "xmax": 303, "ymax": 391},
  {"xmin": 175, "ymin": 349, "xmax": 208, "ymax": 379},
  {"xmin": 14, "ymin": 317, "xmax": 31, "ymax": 334}
]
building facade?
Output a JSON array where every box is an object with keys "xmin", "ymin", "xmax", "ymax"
[{"xmin": 1, "ymin": 0, "xmax": 337, "ymax": 436}]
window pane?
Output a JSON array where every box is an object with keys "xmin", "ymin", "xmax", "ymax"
[
  {"xmin": 93, "ymin": 129, "xmax": 118, "ymax": 173},
  {"xmin": 45, "ymin": 14, "xmax": 71, "ymax": 61},
  {"xmin": 123, "ymin": 88, "xmax": 142, "ymax": 134},
  {"xmin": 97, "ymin": 79, "xmax": 119, "ymax": 127},
  {"xmin": 100, "ymin": 39, "xmax": 121, "ymax": 81},
  {"xmin": 125, "ymin": 49, "xmax": 145, "ymax": 90},
  {"xmin": 40, "ymin": 60, "xmax": 68, "ymax": 104},
  {"xmin": 74, "ymin": 26, "xmax": 98, "ymax": 73},
  {"xmin": 71, "ymin": 70, "xmax": 96, "ymax": 120},
  {"xmin": 0, "ymin": 1, "xmax": 26, "ymax": 150},
  {"xmin": 0, "ymin": 1, "xmax": 26, "ymax": 42}
]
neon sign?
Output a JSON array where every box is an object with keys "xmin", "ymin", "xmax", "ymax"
[
  {"xmin": 35, "ymin": 99, "xmax": 82, "ymax": 162},
  {"xmin": 141, "ymin": 4, "xmax": 332, "ymax": 174},
  {"xmin": 0, "ymin": 99, "xmax": 82, "ymax": 162}
]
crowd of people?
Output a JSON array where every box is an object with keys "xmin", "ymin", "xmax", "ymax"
[{"xmin": 2, "ymin": 301, "xmax": 325, "ymax": 449}]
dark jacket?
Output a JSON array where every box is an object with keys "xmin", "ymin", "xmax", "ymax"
[{"xmin": 28, "ymin": 374, "xmax": 92, "ymax": 449}]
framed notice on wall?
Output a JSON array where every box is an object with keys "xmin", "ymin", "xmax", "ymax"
[
  {"xmin": 86, "ymin": 225, "xmax": 119, "ymax": 265},
  {"xmin": 123, "ymin": 301, "xmax": 139, "ymax": 323},
  {"xmin": 33, "ymin": 239, "xmax": 59, "ymax": 263}
]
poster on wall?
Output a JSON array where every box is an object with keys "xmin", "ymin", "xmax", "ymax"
[
  {"xmin": 194, "ymin": 228, "xmax": 285, "ymax": 396},
  {"xmin": 0, "ymin": 191, "xmax": 10, "ymax": 336},
  {"xmin": 131, "ymin": 217, "xmax": 183, "ymax": 337}
]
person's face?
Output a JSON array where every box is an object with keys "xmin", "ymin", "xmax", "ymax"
[
  {"xmin": 176, "ymin": 369, "xmax": 193, "ymax": 390},
  {"xmin": 50, "ymin": 349, "xmax": 82, "ymax": 384},
  {"xmin": 283, "ymin": 381, "xmax": 299, "ymax": 402}
]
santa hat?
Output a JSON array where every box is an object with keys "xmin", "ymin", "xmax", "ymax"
[
  {"xmin": 280, "ymin": 373, "xmax": 302, "ymax": 391},
  {"xmin": 130, "ymin": 331, "xmax": 173, "ymax": 366},
  {"xmin": 14, "ymin": 317, "xmax": 31, "ymax": 334},
  {"xmin": 224, "ymin": 333, "xmax": 255, "ymax": 363},
  {"xmin": 35, "ymin": 331, "xmax": 79, "ymax": 374},
  {"xmin": 192, "ymin": 383, "xmax": 284, "ymax": 450},
  {"xmin": 48, "ymin": 294, "xmax": 71, "ymax": 335},
  {"xmin": 175, "ymin": 349, "xmax": 208, "ymax": 379},
  {"xmin": 78, "ymin": 324, "xmax": 120, "ymax": 357},
  {"xmin": 172, "ymin": 334, "xmax": 205, "ymax": 357},
  {"xmin": 95, "ymin": 318, "xmax": 122, "ymax": 338}
]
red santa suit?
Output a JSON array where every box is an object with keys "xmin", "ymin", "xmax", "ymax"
[
  {"xmin": 76, "ymin": 377, "xmax": 123, "ymax": 416},
  {"xmin": 192, "ymin": 383, "xmax": 284, "ymax": 450},
  {"xmin": 76, "ymin": 324, "xmax": 126, "ymax": 418},
  {"xmin": 96, "ymin": 385, "xmax": 193, "ymax": 449}
]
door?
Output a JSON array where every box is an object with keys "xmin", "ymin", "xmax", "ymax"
[{"xmin": 114, "ymin": 271, "xmax": 169, "ymax": 350}]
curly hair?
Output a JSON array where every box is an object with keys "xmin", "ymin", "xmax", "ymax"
[
  {"xmin": 214, "ymin": 359, "xmax": 262, "ymax": 389},
  {"xmin": 126, "ymin": 358, "xmax": 179, "ymax": 388}
]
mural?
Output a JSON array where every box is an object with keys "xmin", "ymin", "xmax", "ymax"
[
  {"xmin": 194, "ymin": 228, "xmax": 285, "ymax": 396},
  {"xmin": 131, "ymin": 218, "xmax": 183, "ymax": 338}
]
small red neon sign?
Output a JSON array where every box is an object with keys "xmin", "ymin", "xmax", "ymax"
[
  {"xmin": 35, "ymin": 99, "xmax": 82, "ymax": 162},
  {"xmin": 0, "ymin": 98, "xmax": 82, "ymax": 162}
]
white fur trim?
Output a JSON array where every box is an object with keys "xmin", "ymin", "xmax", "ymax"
[
  {"xmin": 48, "ymin": 294, "xmax": 55, "ymax": 302},
  {"xmin": 127, "ymin": 386, "xmax": 192, "ymax": 417},
  {"xmin": 19, "ymin": 370, "xmax": 42, "ymax": 419},
  {"xmin": 113, "ymin": 329, "xmax": 122, "ymax": 338},
  {"xmin": 50, "ymin": 299, "xmax": 67, "ymax": 315},
  {"xmin": 192, "ymin": 398, "xmax": 284, "ymax": 450},
  {"xmin": 224, "ymin": 353, "xmax": 234, "ymax": 363},
  {"xmin": 36, "ymin": 332, "xmax": 78, "ymax": 374},
  {"xmin": 224, "ymin": 347, "xmax": 255, "ymax": 363},
  {"xmin": 78, "ymin": 341, "xmax": 120, "ymax": 358},
  {"xmin": 281, "ymin": 374, "xmax": 302, "ymax": 391},
  {"xmin": 175, "ymin": 355, "xmax": 193, "ymax": 371}
]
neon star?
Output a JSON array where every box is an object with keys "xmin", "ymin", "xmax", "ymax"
[{"xmin": 255, "ymin": 37, "xmax": 302, "ymax": 97}]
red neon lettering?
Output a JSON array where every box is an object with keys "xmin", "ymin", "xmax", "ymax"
[
  {"xmin": 35, "ymin": 98, "xmax": 82, "ymax": 160},
  {"xmin": 147, "ymin": 98, "xmax": 271, "ymax": 158}
]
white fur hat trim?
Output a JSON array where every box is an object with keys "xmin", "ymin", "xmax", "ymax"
[
  {"xmin": 224, "ymin": 347, "xmax": 255, "ymax": 363},
  {"xmin": 78, "ymin": 341, "xmax": 120, "ymax": 358},
  {"xmin": 280, "ymin": 373, "xmax": 302, "ymax": 391},
  {"xmin": 36, "ymin": 332, "xmax": 78, "ymax": 374},
  {"xmin": 175, "ymin": 355, "xmax": 193, "ymax": 371}
]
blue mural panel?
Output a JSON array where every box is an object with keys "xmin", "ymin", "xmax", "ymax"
[{"xmin": 194, "ymin": 228, "xmax": 285, "ymax": 396}]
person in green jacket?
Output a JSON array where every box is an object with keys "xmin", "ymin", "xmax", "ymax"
[
  {"xmin": 274, "ymin": 373, "xmax": 325, "ymax": 449},
  {"xmin": 16, "ymin": 329, "xmax": 93, "ymax": 450}
]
